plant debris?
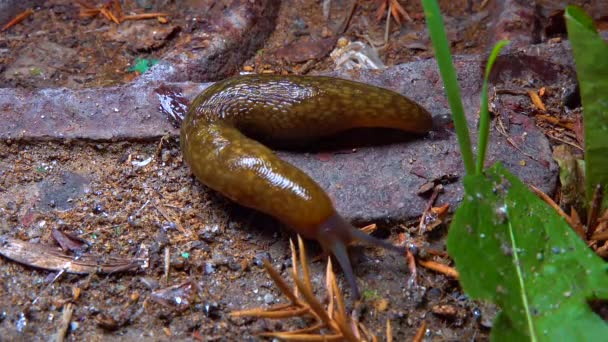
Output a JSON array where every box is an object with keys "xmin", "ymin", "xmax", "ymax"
[
  {"xmin": 1, "ymin": 8, "xmax": 33, "ymax": 31},
  {"xmin": 77, "ymin": 0, "xmax": 168, "ymax": 24},
  {"xmin": 374, "ymin": 0, "xmax": 411, "ymax": 25},
  {"xmin": 0, "ymin": 236, "xmax": 146, "ymax": 274},
  {"xmin": 231, "ymin": 236, "xmax": 378, "ymax": 341}
]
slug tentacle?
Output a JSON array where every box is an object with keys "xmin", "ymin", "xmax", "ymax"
[{"xmin": 180, "ymin": 74, "xmax": 432, "ymax": 298}]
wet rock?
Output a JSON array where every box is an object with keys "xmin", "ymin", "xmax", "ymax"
[
  {"xmin": 274, "ymin": 36, "xmax": 337, "ymax": 63},
  {"xmin": 140, "ymin": 0, "xmax": 280, "ymax": 83},
  {"xmin": 489, "ymin": 0, "xmax": 538, "ymax": 49}
]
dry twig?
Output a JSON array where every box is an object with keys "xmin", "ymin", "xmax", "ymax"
[{"xmin": 76, "ymin": 0, "xmax": 168, "ymax": 24}]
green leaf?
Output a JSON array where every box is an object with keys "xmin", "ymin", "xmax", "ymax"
[
  {"xmin": 476, "ymin": 40, "xmax": 510, "ymax": 175},
  {"xmin": 565, "ymin": 6, "xmax": 608, "ymax": 209},
  {"xmin": 422, "ymin": 0, "xmax": 475, "ymax": 175},
  {"xmin": 447, "ymin": 163, "xmax": 608, "ymax": 341},
  {"xmin": 128, "ymin": 58, "xmax": 159, "ymax": 74}
]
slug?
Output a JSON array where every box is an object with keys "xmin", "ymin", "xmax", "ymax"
[{"xmin": 180, "ymin": 74, "xmax": 432, "ymax": 298}]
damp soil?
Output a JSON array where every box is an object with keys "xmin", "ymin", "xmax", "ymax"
[{"xmin": 0, "ymin": 0, "xmax": 604, "ymax": 341}]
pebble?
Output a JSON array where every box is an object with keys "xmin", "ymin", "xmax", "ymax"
[
  {"xmin": 253, "ymin": 251, "xmax": 271, "ymax": 267},
  {"xmin": 203, "ymin": 302, "xmax": 221, "ymax": 319},
  {"xmin": 204, "ymin": 263, "xmax": 216, "ymax": 275},
  {"xmin": 263, "ymin": 293, "xmax": 274, "ymax": 304}
]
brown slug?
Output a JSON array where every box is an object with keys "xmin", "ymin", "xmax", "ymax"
[{"xmin": 180, "ymin": 74, "xmax": 432, "ymax": 298}]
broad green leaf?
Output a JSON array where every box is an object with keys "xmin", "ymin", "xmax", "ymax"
[
  {"xmin": 448, "ymin": 163, "xmax": 608, "ymax": 341},
  {"xmin": 565, "ymin": 6, "xmax": 608, "ymax": 209}
]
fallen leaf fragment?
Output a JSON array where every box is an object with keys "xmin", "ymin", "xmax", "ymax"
[
  {"xmin": 0, "ymin": 236, "xmax": 145, "ymax": 274},
  {"xmin": 150, "ymin": 280, "xmax": 199, "ymax": 313},
  {"xmin": 52, "ymin": 228, "xmax": 89, "ymax": 253}
]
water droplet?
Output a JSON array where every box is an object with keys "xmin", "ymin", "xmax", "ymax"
[
  {"xmin": 536, "ymin": 252, "xmax": 544, "ymax": 260},
  {"xmin": 480, "ymin": 233, "xmax": 486, "ymax": 239},
  {"xmin": 472, "ymin": 307, "xmax": 482, "ymax": 320},
  {"xmin": 493, "ymin": 203, "xmax": 508, "ymax": 224}
]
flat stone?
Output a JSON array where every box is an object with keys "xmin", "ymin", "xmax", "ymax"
[
  {"xmin": 138, "ymin": 0, "xmax": 281, "ymax": 83},
  {"xmin": 0, "ymin": 42, "xmax": 573, "ymax": 222}
]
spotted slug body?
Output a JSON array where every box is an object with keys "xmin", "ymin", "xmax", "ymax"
[{"xmin": 180, "ymin": 74, "xmax": 432, "ymax": 298}]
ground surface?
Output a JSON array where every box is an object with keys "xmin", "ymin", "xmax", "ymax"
[{"xmin": 0, "ymin": 0, "xmax": 607, "ymax": 341}]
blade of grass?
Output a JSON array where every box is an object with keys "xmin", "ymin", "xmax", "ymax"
[
  {"xmin": 565, "ymin": 5, "xmax": 608, "ymax": 210},
  {"xmin": 476, "ymin": 40, "xmax": 510, "ymax": 174},
  {"xmin": 421, "ymin": 0, "xmax": 474, "ymax": 175}
]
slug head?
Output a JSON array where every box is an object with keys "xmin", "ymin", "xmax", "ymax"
[{"xmin": 316, "ymin": 213, "xmax": 405, "ymax": 299}]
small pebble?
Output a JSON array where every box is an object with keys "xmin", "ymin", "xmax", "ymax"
[
  {"xmin": 426, "ymin": 287, "xmax": 442, "ymax": 301},
  {"xmin": 161, "ymin": 150, "xmax": 171, "ymax": 163},
  {"xmin": 263, "ymin": 293, "xmax": 274, "ymax": 304},
  {"xmin": 253, "ymin": 251, "xmax": 271, "ymax": 267},
  {"xmin": 227, "ymin": 257, "xmax": 241, "ymax": 271},
  {"xmin": 204, "ymin": 302, "xmax": 221, "ymax": 319},
  {"xmin": 70, "ymin": 322, "xmax": 79, "ymax": 331},
  {"xmin": 93, "ymin": 203, "xmax": 104, "ymax": 214},
  {"xmin": 204, "ymin": 263, "xmax": 216, "ymax": 274},
  {"xmin": 140, "ymin": 277, "xmax": 159, "ymax": 290}
]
